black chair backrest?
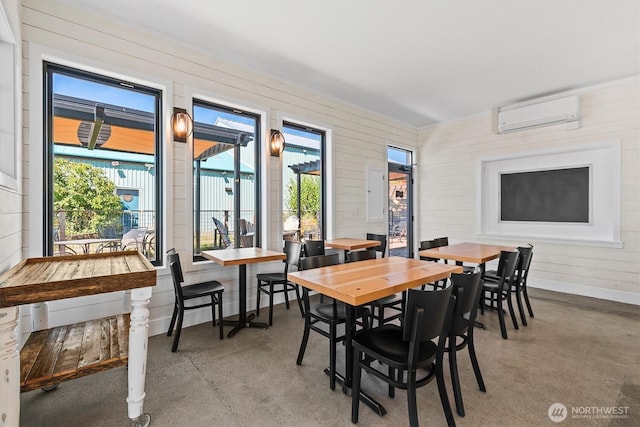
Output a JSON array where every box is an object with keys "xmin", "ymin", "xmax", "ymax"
[
  {"xmin": 299, "ymin": 253, "xmax": 340, "ymax": 271},
  {"xmin": 420, "ymin": 239, "xmax": 437, "ymax": 250},
  {"xmin": 434, "ymin": 237, "xmax": 449, "ymax": 247},
  {"xmin": 403, "ymin": 286, "xmax": 454, "ymax": 342},
  {"xmin": 497, "ymin": 250, "xmax": 520, "ymax": 286},
  {"xmin": 451, "ymin": 270, "xmax": 482, "ymax": 317},
  {"xmin": 303, "ymin": 240, "xmax": 325, "ymax": 257},
  {"xmin": 516, "ymin": 245, "xmax": 534, "ymax": 281},
  {"xmin": 347, "ymin": 250, "xmax": 377, "ymax": 263},
  {"xmin": 166, "ymin": 249, "xmax": 186, "ymax": 300},
  {"xmin": 284, "ymin": 241, "xmax": 302, "ymax": 273},
  {"xmin": 166, "ymin": 248, "xmax": 184, "ymax": 283},
  {"xmin": 366, "ymin": 233, "xmax": 387, "ymax": 258}
]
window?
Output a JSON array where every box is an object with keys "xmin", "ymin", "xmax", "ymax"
[
  {"xmin": 44, "ymin": 63, "xmax": 163, "ymax": 264},
  {"xmin": 192, "ymin": 100, "xmax": 260, "ymax": 259},
  {"xmin": 282, "ymin": 123, "xmax": 325, "ymax": 241},
  {"xmin": 0, "ymin": 7, "xmax": 17, "ymax": 190}
]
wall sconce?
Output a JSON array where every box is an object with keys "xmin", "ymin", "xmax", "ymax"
[
  {"xmin": 270, "ymin": 129, "xmax": 285, "ymax": 157},
  {"xmin": 171, "ymin": 107, "xmax": 193, "ymax": 143}
]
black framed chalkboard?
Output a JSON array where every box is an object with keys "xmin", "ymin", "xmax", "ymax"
[{"xmin": 500, "ymin": 167, "xmax": 590, "ymax": 223}]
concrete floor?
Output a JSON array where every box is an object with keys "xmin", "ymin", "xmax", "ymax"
[{"xmin": 20, "ymin": 288, "xmax": 640, "ymax": 426}]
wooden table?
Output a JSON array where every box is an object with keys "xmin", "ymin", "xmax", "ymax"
[
  {"xmin": 0, "ymin": 251, "xmax": 156, "ymax": 427},
  {"xmin": 288, "ymin": 256, "xmax": 461, "ymax": 416},
  {"xmin": 324, "ymin": 238, "xmax": 381, "ymax": 260},
  {"xmin": 419, "ymin": 242, "xmax": 515, "ymax": 329},
  {"xmin": 202, "ymin": 248, "xmax": 286, "ymax": 338},
  {"xmin": 418, "ymin": 242, "xmax": 514, "ymax": 271}
]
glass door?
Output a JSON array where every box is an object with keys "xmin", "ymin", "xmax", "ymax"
[{"xmin": 388, "ymin": 147, "xmax": 413, "ymax": 258}]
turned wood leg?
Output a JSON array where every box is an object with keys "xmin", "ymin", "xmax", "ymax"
[
  {"xmin": 0, "ymin": 306, "xmax": 20, "ymax": 427},
  {"xmin": 126, "ymin": 287, "xmax": 152, "ymax": 424}
]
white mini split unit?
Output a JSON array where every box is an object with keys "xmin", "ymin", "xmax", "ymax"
[{"xmin": 497, "ymin": 95, "xmax": 581, "ymax": 133}]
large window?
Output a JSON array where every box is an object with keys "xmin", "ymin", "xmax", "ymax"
[
  {"xmin": 282, "ymin": 122, "xmax": 325, "ymax": 241},
  {"xmin": 192, "ymin": 100, "xmax": 260, "ymax": 259},
  {"xmin": 44, "ymin": 63, "xmax": 163, "ymax": 264}
]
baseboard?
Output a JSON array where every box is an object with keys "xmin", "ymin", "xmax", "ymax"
[{"xmin": 529, "ymin": 278, "xmax": 640, "ymax": 306}]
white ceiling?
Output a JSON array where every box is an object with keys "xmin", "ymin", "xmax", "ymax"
[{"xmin": 56, "ymin": 0, "xmax": 639, "ymax": 126}]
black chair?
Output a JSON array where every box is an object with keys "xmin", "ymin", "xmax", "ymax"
[
  {"xmin": 419, "ymin": 239, "xmax": 438, "ymax": 261},
  {"xmin": 351, "ymin": 286, "xmax": 456, "ymax": 427},
  {"xmin": 256, "ymin": 241, "xmax": 303, "ymax": 326},
  {"xmin": 480, "ymin": 250, "xmax": 519, "ymax": 339},
  {"xmin": 419, "ymin": 239, "xmax": 448, "ymax": 290},
  {"xmin": 302, "ymin": 239, "xmax": 325, "ymax": 257},
  {"xmin": 166, "ymin": 249, "xmax": 224, "ymax": 352},
  {"xmin": 349, "ymin": 250, "xmax": 404, "ymax": 327},
  {"xmin": 447, "ymin": 269, "xmax": 485, "ymax": 417},
  {"xmin": 366, "ymin": 233, "xmax": 387, "ymax": 258},
  {"xmin": 296, "ymin": 254, "xmax": 371, "ymax": 390},
  {"xmin": 484, "ymin": 245, "xmax": 534, "ymax": 326}
]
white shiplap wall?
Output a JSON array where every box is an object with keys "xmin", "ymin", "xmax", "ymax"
[
  {"xmin": 0, "ymin": 0, "xmax": 23, "ymax": 331},
  {"xmin": 417, "ymin": 77, "xmax": 640, "ymax": 304},
  {"xmin": 19, "ymin": 0, "xmax": 417, "ymax": 338}
]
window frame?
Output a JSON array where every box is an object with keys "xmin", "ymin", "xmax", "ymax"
[
  {"xmin": 43, "ymin": 62, "xmax": 164, "ymax": 265},
  {"xmin": 282, "ymin": 121, "xmax": 326, "ymax": 240},
  {"xmin": 191, "ymin": 98, "xmax": 262, "ymax": 262}
]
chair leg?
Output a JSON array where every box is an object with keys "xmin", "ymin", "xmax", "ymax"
[
  {"xmin": 407, "ymin": 370, "xmax": 419, "ymax": 427},
  {"xmin": 497, "ymin": 295, "xmax": 508, "ymax": 339},
  {"xmin": 256, "ymin": 280, "xmax": 262, "ymax": 317},
  {"xmin": 506, "ymin": 291, "xmax": 519, "ymax": 330},
  {"xmin": 294, "ymin": 285, "xmax": 304, "ymax": 317},
  {"xmin": 467, "ymin": 331, "xmax": 486, "ymax": 392},
  {"xmin": 515, "ymin": 286, "xmax": 528, "ymax": 326},
  {"xmin": 449, "ymin": 337, "xmax": 465, "ymax": 417},
  {"xmin": 388, "ymin": 366, "xmax": 396, "ymax": 398},
  {"xmin": 211, "ymin": 295, "xmax": 217, "ymax": 329},
  {"xmin": 284, "ymin": 285, "xmax": 291, "ymax": 309},
  {"xmin": 171, "ymin": 309, "xmax": 184, "ymax": 352},
  {"xmin": 351, "ymin": 349, "xmax": 362, "ymax": 424},
  {"xmin": 296, "ymin": 318, "xmax": 311, "ymax": 366},
  {"xmin": 523, "ymin": 286, "xmax": 535, "ymax": 317},
  {"xmin": 167, "ymin": 302, "xmax": 178, "ymax": 337},
  {"xmin": 268, "ymin": 282, "xmax": 274, "ymax": 326},
  {"xmin": 436, "ymin": 352, "xmax": 457, "ymax": 427},
  {"xmin": 218, "ymin": 294, "xmax": 224, "ymax": 340}
]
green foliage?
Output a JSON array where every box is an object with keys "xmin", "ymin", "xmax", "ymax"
[
  {"xmin": 54, "ymin": 158, "xmax": 123, "ymax": 236},
  {"xmin": 286, "ymin": 174, "xmax": 320, "ymax": 221}
]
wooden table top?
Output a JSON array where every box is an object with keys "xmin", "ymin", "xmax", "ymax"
[
  {"xmin": 324, "ymin": 238, "xmax": 381, "ymax": 251},
  {"xmin": 201, "ymin": 247, "xmax": 286, "ymax": 266},
  {"xmin": 418, "ymin": 242, "xmax": 515, "ymax": 264},
  {"xmin": 288, "ymin": 256, "xmax": 462, "ymax": 306},
  {"xmin": 0, "ymin": 251, "xmax": 156, "ymax": 308}
]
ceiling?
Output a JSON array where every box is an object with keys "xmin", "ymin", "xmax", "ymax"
[{"xmin": 55, "ymin": 0, "xmax": 640, "ymax": 127}]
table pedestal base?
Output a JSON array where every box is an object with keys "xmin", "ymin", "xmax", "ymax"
[
  {"xmin": 323, "ymin": 368, "xmax": 387, "ymax": 417},
  {"xmin": 222, "ymin": 313, "xmax": 268, "ymax": 338}
]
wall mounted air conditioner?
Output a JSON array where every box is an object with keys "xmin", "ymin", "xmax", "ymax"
[{"xmin": 497, "ymin": 95, "xmax": 581, "ymax": 133}]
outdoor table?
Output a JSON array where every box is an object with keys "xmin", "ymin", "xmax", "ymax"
[
  {"xmin": 288, "ymin": 256, "xmax": 461, "ymax": 417},
  {"xmin": 202, "ymin": 247, "xmax": 286, "ymax": 338},
  {"xmin": 55, "ymin": 237, "xmax": 122, "ymax": 254}
]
